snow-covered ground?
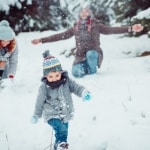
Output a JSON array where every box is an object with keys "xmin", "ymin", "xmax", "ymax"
[{"xmin": 0, "ymin": 31, "xmax": 150, "ymax": 150}]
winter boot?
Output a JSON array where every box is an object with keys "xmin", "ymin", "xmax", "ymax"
[
  {"xmin": 0, "ymin": 70, "xmax": 4, "ymax": 81},
  {"xmin": 53, "ymin": 143, "xmax": 57, "ymax": 150},
  {"xmin": 0, "ymin": 76, "xmax": 3, "ymax": 85},
  {"xmin": 0, "ymin": 77, "xmax": 4, "ymax": 89},
  {"xmin": 57, "ymin": 142, "xmax": 69, "ymax": 150}
]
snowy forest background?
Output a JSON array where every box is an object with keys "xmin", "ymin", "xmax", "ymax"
[{"xmin": 0, "ymin": 0, "xmax": 150, "ymax": 37}]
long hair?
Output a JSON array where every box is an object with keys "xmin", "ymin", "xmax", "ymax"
[{"xmin": 0, "ymin": 39, "xmax": 16, "ymax": 53}]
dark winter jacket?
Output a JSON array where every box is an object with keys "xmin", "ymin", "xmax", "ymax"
[
  {"xmin": 33, "ymin": 71, "xmax": 86, "ymax": 123},
  {"xmin": 41, "ymin": 18, "xmax": 129, "ymax": 68}
]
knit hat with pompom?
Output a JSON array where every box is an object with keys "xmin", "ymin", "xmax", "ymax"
[
  {"xmin": 42, "ymin": 50, "xmax": 62, "ymax": 76},
  {"xmin": 0, "ymin": 20, "xmax": 14, "ymax": 40}
]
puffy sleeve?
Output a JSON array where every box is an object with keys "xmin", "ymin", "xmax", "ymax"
[
  {"xmin": 8, "ymin": 42, "xmax": 18, "ymax": 75},
  {"xmin": 41, "ymin": 27, "xmax": 74, "ymax": 43},
  {"xmin": 98, "ymin": 23, "xmax": 128, "ymax": 34},
  {"xmin": 33, "ymin": 83, "xmax": 47, "ymax": 118},
  {"xmin": 68, "ymin": 78, "xmax": 85, "ymax": 97}
]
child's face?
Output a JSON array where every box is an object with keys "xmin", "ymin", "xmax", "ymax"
[
  {"xmin": 1, "ymin": 40, "xmax": 10, "ymax": 47},
  {"xmin": 46, "ymin": 71, "xmax": 62, "ymax": 82}
]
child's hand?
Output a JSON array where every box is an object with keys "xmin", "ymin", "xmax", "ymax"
[
  {"xmin": 8, "ymin": 74, "xmax": 14, "ymax": 79},
  {"xmin": 82, "ymin": 91, "xmax": 92, "ymax": 101},
  {"xmin": 31, "ymin": 116, "xmax": 39, "ymax": 124},
  {"xmin": 4, "ymin": 52, "xmax": 11, "ymax": 58}
]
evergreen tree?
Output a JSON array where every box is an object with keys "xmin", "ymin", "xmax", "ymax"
[
  {"xmin": 0, "ymin": 0, "xmax": 149, "ymax": 36},
  {"xmin": 111, "ymin": 0, "xmax": 150, "ymax": 36},
  {"xmin": 0, "ymin": 0, "xmax": 69, "ymax": 33}
]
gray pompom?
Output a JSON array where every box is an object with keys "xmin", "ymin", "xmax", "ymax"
[
  {"xmin": 42, "ymin": 50, "xmax": 50, "ymax": 58},
  {"xmin": 0, "ymin": 20, "xmax": 9, "ymax": 27}
]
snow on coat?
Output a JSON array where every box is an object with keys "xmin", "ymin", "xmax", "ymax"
[{"xmin": 33, "ymin": 72, "xmax": 85, "ymax": 123}]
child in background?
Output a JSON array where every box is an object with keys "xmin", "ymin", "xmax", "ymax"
[
  {"xmin": 31, "ymin": 50, "xmax": 92, "ymax": 150},
  {"xmin": 0, "ymin": 20, "xmax": 18, "ymax": 82}
]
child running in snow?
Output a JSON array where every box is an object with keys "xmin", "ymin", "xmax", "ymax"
[{"xmin": 31, "ymin": 50, "xmax": 92, "ymax": 150}]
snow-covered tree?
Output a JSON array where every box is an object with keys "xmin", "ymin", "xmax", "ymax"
[
  {"xmin": 0, "ymin": 0, "xmax": 68, "ymax": 33},
  {"xmin": 111, "ymin": 0, "xmax": 150, "ymax": 36},
  {"xmin": 0, "ymin": 0, "xmax": 149, "ymax": 37}
]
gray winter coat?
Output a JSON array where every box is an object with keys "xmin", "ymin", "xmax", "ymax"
[
  {"xmin": 33, "ymin": 72, "xmax": 85, "ymax": 123},
  {"xmin": 0, "ymin": 42, "xmax": 18, "ymax": 78}
]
